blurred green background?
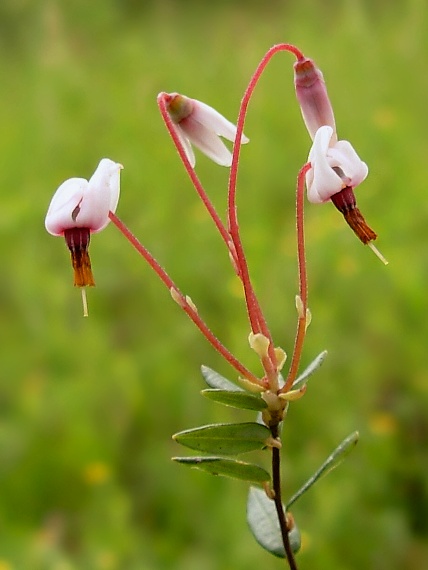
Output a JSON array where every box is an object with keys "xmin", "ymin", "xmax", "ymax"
[{"xmin": 1, "ymin": 0, "xmax": 427, "ymax": 568}]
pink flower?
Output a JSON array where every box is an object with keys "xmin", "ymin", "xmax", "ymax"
[
  {"xmin": 306, "ymin": 126, "xmax": 376, "ymax": 245},
  {"xmin": 305, "ymin": 126, "xmax": 368, "ymax": 204},
  {"xmin": 45, "ymin": 158, "xmax": 122, "ymax": 287},
  {"xmin": 160, "ymin": 92, "xmax": 249, "ymax": 167},
  {"xmin": 293, "ymin": 57, "xmax": 368, "ymax": 205},
  {"xmin": 294, "ymin": 57, "xmax": 380, "ymax": 250}
]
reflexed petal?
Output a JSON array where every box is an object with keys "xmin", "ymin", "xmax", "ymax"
[
  {"xmin": 80, "ymin": 159, "xmax": 122, "ymax": 233},
  {"xmin": 306, "ymin": 126, "xmax": 342, "ymax": 203},
  {"xmin": 174, "ymin": 123, "xmax": 196, "ymax": 168},
  {"xmin": 45, "ymin": 178, "xmax": 88, "ymax": 236},
  {"xmin": 306, "ymin": 126, "xmax": 368, "ymax": 203},
  {"xmin": 192, "ymin": 99, "xmax": 249, "ymax": 144},
  {"xmin": 45, "ymin": 159, "xmax": 122, "ymax": 236},
  {"xmin": 181, "ymin": 116, "xmax": 234, "ymax": 166},
  {"xmin": 328, "ymin": 141, "xmax": 368, "ymax": 187}
]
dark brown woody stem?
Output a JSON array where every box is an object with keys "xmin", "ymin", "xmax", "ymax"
[{"xmin": 271, "ymin": 425, "xmax": 298, "ymax": 570}]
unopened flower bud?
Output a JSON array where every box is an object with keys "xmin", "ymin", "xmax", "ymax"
[{"xmin": 294, "ymin": 57, "xmax": 336, "ymax": 141}]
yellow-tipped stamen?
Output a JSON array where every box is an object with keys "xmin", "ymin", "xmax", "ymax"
[
  {"xmin": 368, "ymin": 242, "xmax": 389, "ymax": 265},
  {"xmin": 81, "ymin": 287, "xmax": 89, "ymax": 317}
]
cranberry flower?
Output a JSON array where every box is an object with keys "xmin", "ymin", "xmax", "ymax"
[
  {"xmin": 294, "ymin": 57, "xmax": 385, "ymax": 260},
  {"xmin": 305, "ymin": 125, "xmax": 368, "ymax": 204},
  {"xmin": 45, "ymin": 158, "xmax": 123, "ymax": 289},
  {"xmin": 160, "ymin": 92, "xmax": 249, "ymax": 167}
]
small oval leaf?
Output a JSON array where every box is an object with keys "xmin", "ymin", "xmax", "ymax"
[
  {"xmin": 292, "ymin": 350, "xmax": 328, "ymax": 390},
  {"xmin": 172, "ymin": 456, "xmax": 270, "ymax": 484},
  {"xmin": 173, "ymin": 422, "xmax": 271, "ymax": 455},
  {"xmin": 201, "ymin": 389, "xmax": 267, "ymax": 411},
  {"xmin": 247, "ymin": 487, "xmax": 301, "ymax": 558},
  {"xmin": 201, "ymin": 366, "xmax": 242, "ymax": 391},
  {"xmin": 286, "ymin": 430, "xmax": 359, "ymax": 509}
]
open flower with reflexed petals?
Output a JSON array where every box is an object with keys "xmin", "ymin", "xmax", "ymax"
[
  {"xmin": 45, "ymin": 158, "xmax": 122, "ymax": 293},
  {"xmin": 294, "ymin": 57, "xmax": 386, "ymax": 262},
  {"xmin": 306, "ymin": 125, "xmax": 378, "ymax": 245},
  {"xmin": 159, "ymin": 92, "xmax": 249, "ymax": 167},
  {"xmin": 306, "ymin": 126, "xmax": 368, "ymax": 205}
]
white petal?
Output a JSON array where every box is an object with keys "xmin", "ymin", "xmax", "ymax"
[
  {"xmin": 81, "ymin": 158, "xmax": 122, "ymax": 233},
  {"xmin": 191, "ymin": 99, "xmax": 249, "ymax": 144},
  {"xmin": 45, "ymin": 178, "xmax": 88, "ymax": 236},
  {"xmin": 174, "ymin": 124, "xmax": 196, "ymax": 168},
  {"xmin": 307, "ymin": 126, "xmax": 342, "ymax": 203},
  {"xmin": 328, "ymin": 141, "xmax": 368, "ymax": 187},
  {"xmin": 182, "ymin": 116, "xmax": 233, "ymax": 166}
]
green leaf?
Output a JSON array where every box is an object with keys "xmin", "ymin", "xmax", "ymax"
[
  {"xmin": 173, "ymin": 422, "xmax": 271, "ymax": 455},
  {"xmin": 201, "ymin": 365, "xmax": 242, "ymax": 391},
  {"xmin": 201, "ymin": 389, "xmax": 267, "ymax": 411},
  {"xmin": 286, "ymin": 430, "xmax": 359, "ymax": 509},
  {"xmin": 172, "ymin": 456, "xmax": 270, "ymax": 484},
  {"xmin": 247, "ymin": 487, "xmax": 301, "ymax": 558},
  {"xmin": 292, "ymin": 350, "xmax": 328, "ymax": 390}
]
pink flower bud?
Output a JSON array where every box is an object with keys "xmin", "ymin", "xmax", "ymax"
[{"xmin": 294, "ymin": 58, "xmax": 336, "ymax": 141}]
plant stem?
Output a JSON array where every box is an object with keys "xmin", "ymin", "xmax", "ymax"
[
  {"xmin": 157, "ymin": 93, "xmax": 236, "ymax": 263},
  {"xmin": 271, "ymin": 425, "xmax": 298, "ymax": 570},
  {"xmin": 109, "ymin": 211, "xmax": 262, "ymax": 386},
  {"xmin": 228, "ymin": 44, "xmax": 305, "ymax": 384},
  {"xmin": 281, "ymin": 163, "xmax": 311, "ymax": 393}
]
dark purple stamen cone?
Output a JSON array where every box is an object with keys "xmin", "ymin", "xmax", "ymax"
[
  {"xmin": 64, "ymin": 228, "xmax": 95, "ymax": 287},
  {"xmin": 331, "ymin": 186, "xmax": 377, "ymax": 244}
]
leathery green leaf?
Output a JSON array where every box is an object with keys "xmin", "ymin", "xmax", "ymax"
[
  {"xmin": 172, "ymin": 457, "xmax": 270, "ymax": 484},
  {"xmin": 201, "ymin": 389, "xmax": 267, "ymax": 411},
  {"xmin": 201, "ymin": 365, "xmax": 242, "ymax": 391},
  {"xmin": 247, "ymin": 487, "xmax": 301, "ymax": 558},
  {"xmin": 173, "ymin": 422, "xmax": 271, "ymax": 455},
  {"xmin": 286, "ymin": 431, "xmax": 359, "ymax": 509}
]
